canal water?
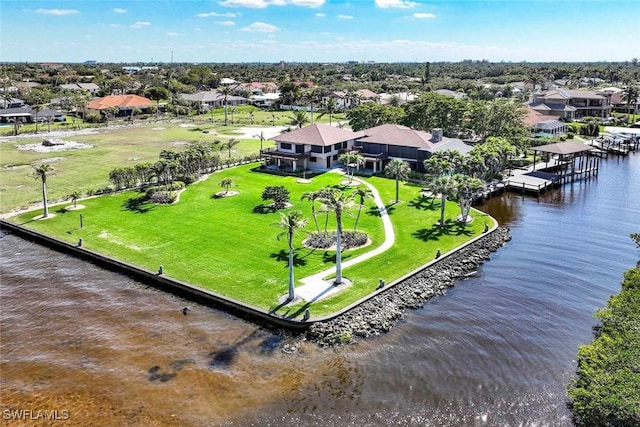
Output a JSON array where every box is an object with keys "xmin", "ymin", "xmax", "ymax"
[{"xmin": 1, "ymin": 153, "xmax": 638, "ymax": 426}]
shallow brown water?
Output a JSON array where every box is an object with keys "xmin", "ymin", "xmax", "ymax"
[{"xmin": 1, "ymin": 153, "xmax": 639, "ymax": 426}]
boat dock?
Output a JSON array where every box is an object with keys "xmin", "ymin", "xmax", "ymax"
[{"xmin": 506, "ymin": 142, "xmax": 600, "ymax": 195}]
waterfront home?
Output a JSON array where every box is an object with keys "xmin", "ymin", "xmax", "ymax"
[
  {"xmin": 529, "ymin": 89, "xmax": 612, "ymax": 120},
  {"xmin": 264, "ymin": 123, "xmax": 472, "ymax": 173},
  {"xmin": 262, "ymin": 123, "xmax": 362, "ymax": 170},
  {"xmin": 354, "ymin": 124, "xmax": 472, "ymax": 173}
]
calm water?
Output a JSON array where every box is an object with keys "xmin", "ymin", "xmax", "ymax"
[{"xmin": 1, "ymin": 153, "xmax": 638, "ymax": 426}]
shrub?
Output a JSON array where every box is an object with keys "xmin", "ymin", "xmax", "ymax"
[
  {"xmin": 149, "ymin": 190, "xmax": 176, "ymax": 204},
  {"xmin": 305, "ymin": 231, "xmax": 368, "ymax": 249},
  {"xmin": 567, "ymin": 132, "xmax": 575, "ymax": 139},
  {"xmin": 567, "ymin": 268, "xmax": 640, "ymax": 426}
]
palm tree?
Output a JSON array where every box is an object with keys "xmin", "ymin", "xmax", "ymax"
[
  {"xmin": 384, "ymin": 159, "xmax": 411, "ymax": 203},
  {"xmin": 304, "ymin": 88, "xmax": 319, "ymax": 124},
  {"xmin": 301, "ymin": 190, "xmax": 321, "ymax": 233},
  {"xmin": 69, "ymin": 190, "xmax": 82, "ymax": 208},
  {"xmin": 352, "ymin": 186, "xmax": 372, "ymax": 231},
  {"xmin": 33, "ymin": 165, "xmax": 52, "ymax": 218},
  {"xmin": 322, "ymin": 97, "xmax": 338, "ymax": 125},
  {"xmin": 622, "ymin": 85, "xmax": 639, "ymax": 116},
  {"xmin": 225, "ymin": 138, "xmax": 240, "ymax": 161},
  {"xmin": 290, "ymin": 110, "xmax": 309, "ymax": 128},
  {"xmin": 219, "ymin": 178, "xmax": 234, "ymax": 194},
  {"xmin": 339, "ymin": 152, "xmax": 365, "ymax": 184},
  {"xmin": 219, "ymin": 85, "xmax": 233, "ymax": 125},
  {"xmin": 274, "ymin": 210, "xmax": 308, "ymax": 302},
  {"xmin": 317, "ymin": 187, "xmax": 354, "ymax": 286},
  {"xmin": 253, "ymin": 131, "xmax": 266, "ymax": 158},
  {"xmin": 430, "ymin": 175, "xmax": 455, "ymax": 227}
]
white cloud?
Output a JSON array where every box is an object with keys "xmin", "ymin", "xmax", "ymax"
[
  {"xmin": 130, "ymin": 21, "xmax": 151, "ymax": 28},
  {"xmin": 113, "ymin": 8, "xmax": 127, "ymax": 14},
  {"xmin": 166, "ymin": 32, "xmax": 179, "ymax": 36},
  {"xmin": 220, "ymin": 0, "xmax": 323, "ymax": 8},
  {"xmin": 315, "ymin": 13, "xmax": 325, "ymax": 17},
  {"xmin": 35, "ymin": 8, "xmax": 79, "ymax": 16},
  {"xmin": 108, "ymin": 24, "xmax": 121, "ymax": 28},
  {"xmin": 240, "ymin": 22, "xmax": 279, "ymax": 32},
  {"xmin": 337, "ymin": 14, "xmax": 353, "ymax": 20},
  {"xmin": 217, "ymin": 21, "xmax": 236, "ymax": 26},
  {"xmin": 375, "ymin": 0, "xmax": 418, "ymax": 8},
  {"xmin": 413, "ymin": 13, "xmax": 436, "ymax": 19},
  {"xmin": 196, "ymin": 11, "xmax": 237, "ymax": 17}
]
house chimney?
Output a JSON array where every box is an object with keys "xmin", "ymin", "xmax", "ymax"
[{"xmin": 432, "ymin": 128, "xmax": 443, "ymax": 142}]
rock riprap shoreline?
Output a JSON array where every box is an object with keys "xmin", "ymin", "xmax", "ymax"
[{"xmin": 306, "ymin": 227, "xmax": 512, "ymax": 346}]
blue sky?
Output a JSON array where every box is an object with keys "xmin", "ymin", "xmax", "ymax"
[{"xmin": 1, "ymin": 0, "xmax": 638, "ymax": 63}]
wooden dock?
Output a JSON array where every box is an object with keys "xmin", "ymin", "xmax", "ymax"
[{"xmin": 506, "ymin": 142, "xmax": 600, "ymax": 195}]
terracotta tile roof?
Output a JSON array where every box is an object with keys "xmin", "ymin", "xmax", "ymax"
[
  {"xmin": 87, "ymin": 94, "xmax": 155, "ymax": 110},
  {"xmin": 272, "ymin": 123, "xmax": 362, "ymax": 146}
]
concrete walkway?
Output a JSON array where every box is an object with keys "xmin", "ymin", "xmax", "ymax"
[{"xmin": 295, "ymin": 174, "xmax": 395, "ymax": 302}]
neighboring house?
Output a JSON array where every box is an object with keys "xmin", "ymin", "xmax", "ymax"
[
  {"xmin": 0, "ymin": 98, "xmax": 26, "ymax": 109},
  {"xmin": 237, "ymin": 82, "xmax": 279, "ymax": 95},
  {"xmin": 379, "ymin": 92, "xmax": 418, "ymax": 106},
  {"xmin": 0, "ymin": 107, "xmax": 65, "ymax": 124},
  {"xmin": 354, "ymin": 124, "xmax": 472, "ymax": 173},
  {"xmin": 434, "ymin": 89, "xmax": 468, "ymax": 99},
  {"xmin": 179, "ymin": 91, "xmax": 249, "ymax": 111},
  {"xmin": 601, "ymin": 91, "xmax": 640, "ymax": 114},
  {"xmin": 59, "ymin": 83, "xmax": 101, "ymax": 94},
  {"xmin": 529, "ymin": 89, "xmax": 612, "ymax": 120},
  {"xmin": 322, "ymin": 89, "xmax": 380, "ymax": 111},
  {"xmin": 220, "ymin": 78, "xmax": 237, "ymax": 85},
  {"xmin": 86, "ymin": 94, "xmax": 155, "ymax": 116},
  {"xmin": 264, "ymin": 124, "xmax": 363, "ymax": 170}
]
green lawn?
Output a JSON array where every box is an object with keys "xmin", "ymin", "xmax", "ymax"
[
  {"xmin": 11, "ymin": 163, "xmax": 491, "ymax": 318},
  {"xmin": 0, "ymin": 122, "xmax": 276, "ymax": 212}
]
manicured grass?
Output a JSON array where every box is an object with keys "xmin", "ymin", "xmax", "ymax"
[
  {"xmin": 0, "ymin": 122, "xmax": 276, "ymax": 212},
  {"xmin": 12, "ymin": 163, "xmax": 490, "ymax": 318}
]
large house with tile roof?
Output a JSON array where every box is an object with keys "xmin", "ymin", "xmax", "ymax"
[
  {"xmin": 87, "ymin": 94, "xmax": 155, "ymax": 115},
  {"xmin": 263, "ymin": 124, "xmax": 362, "ymax": 170},
  {"xmin": 263, "ymin": 123, "xmax": 472, "ymax": 173},
  {"xmin": 354, "ymin": 124, "xmax": 472, "ymax": 173}
]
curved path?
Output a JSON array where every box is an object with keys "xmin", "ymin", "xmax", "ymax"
[{"xmin": 295, "ymin": 174, "xmax": 395, "ymax": 302}]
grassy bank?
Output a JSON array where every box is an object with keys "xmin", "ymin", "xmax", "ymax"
[{"xmin": 11, "ymin": 163, "xmax": 489, "ymax": 317}]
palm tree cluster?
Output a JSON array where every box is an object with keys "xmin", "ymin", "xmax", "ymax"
[
  {"xmin": 423, "ymin": 144, "xmax": 511, "ymax": 226},
  {"xmin": 108, "ymin": 143, "xmax": 222, "ymax": 190}
]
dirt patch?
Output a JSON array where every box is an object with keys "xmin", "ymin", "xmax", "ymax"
[
  {"xmin": 4, "ymin": 164, "xmax": 30, "ymax": 170},
  {"xmin": 16, "ymin": 139, "xmax": 93, "ymax": 153}
]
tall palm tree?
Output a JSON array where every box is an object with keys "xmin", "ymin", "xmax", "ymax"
[
  {"xmin": 253, "ymin": 131, "xmax": 267, "ymax": 158},
  {"xmin": 225, "ymin": 138, "xmax": 240, "ymax": 160},
  {"xmin": 317, "ymin": 187, "xmax": 354, "ymax": 286},
  {"xmin": 304, "ymin": 88, "xmax": 319, "ymax": 124},
  {"xmin": 218, "ymin": 85, "xmax": 233, "ymax": 126},
  {"xmin": 290, "ymin": 110, "xmax": 309, "ymax": 128},
  {"xmin": 33, "ymin": 165, "xmax": 52, "ymax": 218},
  {"xmin": 430, "ymin": 175, "xmax": 455, "ymax": 227},
  {"xmin": 274, "ymin": 210, "xmax": 308, "ymax": 302},
  {"xmin": 622, "ymin": 85, "xmax": 639, "ymax": 116},
  {"xmin": 352, "ymin": 186, "xmax": 372, "ymax": 231},
  {"xmin": 384, "ymin": 159, "xmax": 411, "ymax": 203},
  {"xmin": 322, "ymin": 97, "xmax": 338, "ymax": 125},
  {"xmin": 339, "ymin": 151, "xmax": 365, "ymax": 184},
  {"xmin": 301, "ymin": 190, "xmax": 321, "ymax": 233}
]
